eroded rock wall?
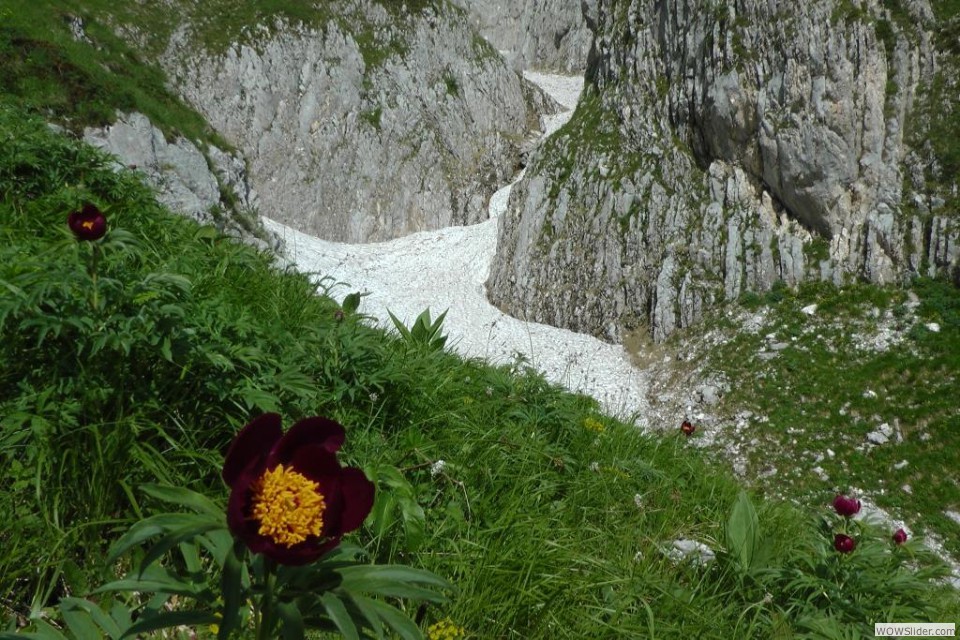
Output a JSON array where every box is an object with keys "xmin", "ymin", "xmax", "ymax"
[
  {"xmin": 163, "ymin": 1, "xmax": 548, "ymax": 243},
  {"xmin": 82, "ymin": 112, "xmax": 278, "ymax": 251},
  {"xmin": 489, "ymin": 0, "xmax": 960, "ymax": 342},
  {"xmin": 453, "ymin": 0, "xmax": 594, "ymax": 71}
]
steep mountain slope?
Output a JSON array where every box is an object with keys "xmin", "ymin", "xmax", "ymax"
[
  {"xmin": 489, "ymin": 0, "xmax": 960, "ymax": 342},
  {"xmin": 6, "ymin": 1, "xmax": 550, "ymax": 244},
  {"xmin": 452, "ymin": 0, "xmax": 593, "ymax": 71},
  {"xmin": 160, "ymin": 1, "xmax": 549, "ymax": 242}
]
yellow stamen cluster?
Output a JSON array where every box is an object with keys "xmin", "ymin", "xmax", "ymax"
[
  {"xmin": 426, "ymin": 618, "xmax": 466, "ymax": 640},
  {"xmin": 81, "ymin": 220, "xmax": 95, "ymax": 230},
  {"xmin": 584, "ymin": 417, "xmax": 605, "ymax": 433},
  {"xmin": 251, "ymin": 464, "xmax": 325, "ymax": 547}
]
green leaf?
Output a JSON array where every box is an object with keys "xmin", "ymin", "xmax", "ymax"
[
  {"xmin": 347, "ymin": 595, "xmax": 385, "ymax": 639},
  {"xmin": 342, "ymin": 292, "xmax": 362, "ymax": 315},
  {"xmin": 59, "ymin": 598, "xmax": 124, "ymax": 640},
  {"xmin": 218, "ymin": 541, "xmax": 245, "ymax": 640},
  {"xmin": 388, "ymin": 310, "xmax": 413, "ymax": 341},
  {"xmin": 726, "ymin": 490, "xmax": 759, "ymax": 572},
  {"xmin": 362, "ymin": 599, "xmax": 423, "ymax": 640},
  {"xmin": 139, "ymin": 484, "xmax": 223, "ymax": 517},
  {"xmin": 59, "ymin": 601, "xmax": 104, "ymax": 640},
  {"xmin": 276, "ymin": 601, "xmax": 305, "ymax": 640},
  {"xmin": 337, "ymin": 565, "xmax": 449, "ymax": 602},
  {"xmin": 94, "ymin": 564, "xmax": 209, "ymax": 598},
  {"xmin": 320, "ymin": 593, "xmax": 359, "ymax": 640},
  {"xmin": 194, "ymin": 226, "xmax": 219, "ymax": 241},
  {"xmin": 120, "ymin": 611, "xmax": 219, "ymax": 639},
  {"xmin": 0, "ymin": 618, "xmax": 68, "ymax": 640},
  {"xmin": 140, "ymin": 520, "xmax": 226, "ymax": 573},
  {"xmin": 106, "ymin": 512, "xmax": 221, "ymax": 565}
]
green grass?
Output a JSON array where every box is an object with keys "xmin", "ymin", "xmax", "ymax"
[
  {"xmin": 1, "ymin": 101, "xmax": 958, "ymax": 638},
  {"xmin": 690, "ymin": 280, "xmax": 960, "ymax": 558}
]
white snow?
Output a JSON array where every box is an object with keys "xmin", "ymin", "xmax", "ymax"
[{"xmin": 264, "ymin": 73, "xmax": 650, "ymax": 424}]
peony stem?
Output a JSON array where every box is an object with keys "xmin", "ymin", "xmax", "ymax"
[
  {"xmin": 89, "ymin": 243, "xmax": 100, "ymax": 312},
  {"xmin": 256, "ymin": 560, "xmax": 277, "ymax": 640}
]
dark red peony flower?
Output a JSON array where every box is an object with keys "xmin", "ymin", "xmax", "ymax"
[
  {"xmin": 222, "ymin": 413, "xmax": 375, "ymax": 565},
  {"xmin": 892, "ymin": 528, "xmax": 908, "ymax": 545},
  {"xmin": 680, "ymin": 420, "xmax": 696, "ymax": 436},
  {"xmin": 67, "ymin": 203, "xmax": 107, "ymax": 241},
  {"xmin": 834, "ymin": 533, "xmax": 856, "ymax": 553},
  {"xmin": 832, "ymin": 494, "xmax": 861, "ymax": 517}
]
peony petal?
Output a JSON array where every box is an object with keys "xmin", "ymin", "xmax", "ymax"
[
  {"xmin": 258, "ymin": 538, "xmax": 327, "ymax": 566},
  {"xmin": 226, "ymin": 467, "xmax": 262, "ymax": 542},
  {"xmin": 288, "ymin": 445, "xmax": 342, "ymax": 481},
  {"xmin": 336, "ymin": 467, "xmax": 376, "ymax": 534},
  {"xmin": 222, "ymin": 413, "xmax": 283, "ymax": 486},
  {"xmin": 267, "ymin": 416, "xmax": 345, "ymax": 467},
  {"xmin": 315, "ymin": 474, "xmax": 344, "ymax": 537}
]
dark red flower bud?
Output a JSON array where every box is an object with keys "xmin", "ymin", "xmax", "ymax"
[
  {"xmin": 892, "ymin": 528, "xmax": 908, "ymax": 545},
  {"xmin": 834, "ymin": 533, "xmax": 856, "ymax": 553},
  {"xmin": 67, "ymin": 203, "xmax": 107, "ymax": 241},
  {"xmin": 832, "ymin": 494, "xmax": 861, "ymax": 517},
  {"xmin": 680, "ymin": 420, "xmax": 695, "ymax": 436}
]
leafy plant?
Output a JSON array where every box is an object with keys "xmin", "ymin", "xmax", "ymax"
[
  {"xmin": 388, "ymin": 309, "xmax": 448, "ymax": 352},
  {"xmin": 3, "ymin": 483, "xmax": 448, "ymax": 640}
]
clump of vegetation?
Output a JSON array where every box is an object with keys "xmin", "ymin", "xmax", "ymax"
[{"xmin": 687, "ymin": 279, "xmax": 960, "ymax": 559}]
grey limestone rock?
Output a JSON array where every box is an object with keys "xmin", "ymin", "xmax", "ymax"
[
  {"xmin": 83, "ymin": 112, "xmax": 278, "ymax": 250},
  {"xmin": 489, "ymin": 0, "xmax": 960, "ymax": 342},
  {"xmin": 163, "ymin": 2, "xmax": 549, "ymax": 243},
  {"xmin": 453, "ymin": 0, "xmax": 592, "ymax": 72}
]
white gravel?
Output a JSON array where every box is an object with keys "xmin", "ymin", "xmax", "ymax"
[{"xmin": 264, "ymin": 73, "xmax": 650, "ymax": 423}]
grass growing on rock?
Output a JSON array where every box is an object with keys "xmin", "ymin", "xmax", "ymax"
[
  {"xmin": 652, "ymin": 279, "xmax": 960, "ymax": 561},
  {"xmin": 4, "ymin": 105, "xmax": 958, "ymax": 638}
]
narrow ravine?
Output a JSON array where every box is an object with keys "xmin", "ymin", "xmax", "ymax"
[{"xmin": 264, "ymin": 73, "xmax": 651, "ymax": 422}]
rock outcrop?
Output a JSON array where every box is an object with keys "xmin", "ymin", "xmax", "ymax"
[
  {"xmin": 453, "ymin": 0, "xmax": 594, "ymax": 72},
  {"xmin": 83, "ymin": 112, "xmax": 278, "ymax": 251},
  {"xmin": 489, "ymin": 0, "xmax": 960, "ymax": 342},
  {"xmin": 162, "ymin": 1, "xmax": 550, "ymax": 243}
]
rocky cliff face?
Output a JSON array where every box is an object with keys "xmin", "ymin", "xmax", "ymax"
[
  {"xmin": 161, "ymin": 1, "xmax": 550, "ymax": 243},
  {"xmin": 453, "ymin": 0, "xmax": 594, "ymax": 71},
  {"xmin": 489, "ymin": 0, "xmax": 960, "ymax": 342},
  {"xmin": 82, "ymin": 112, "xmax": 278, "ymax": 251}
]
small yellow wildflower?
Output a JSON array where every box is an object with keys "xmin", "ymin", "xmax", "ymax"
[
  {"xmin": 584, "ymin": 417, "xmax": 605, "ymax": 434},
  {"xmin": 427, "ymin": 618, "xmax": 466, "ymax": 640}
]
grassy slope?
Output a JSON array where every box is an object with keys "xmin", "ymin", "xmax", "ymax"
[
  {"xmin": 1, "ymin": 2, "xmax": 959, "ymax": 638},
  {"xmin": 651, "ymin": 280, "xmax": 960, "ymax": 558},
  {"xmin": 2, "ymin": 106, "xmax": 957, "ymax": 637}
]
